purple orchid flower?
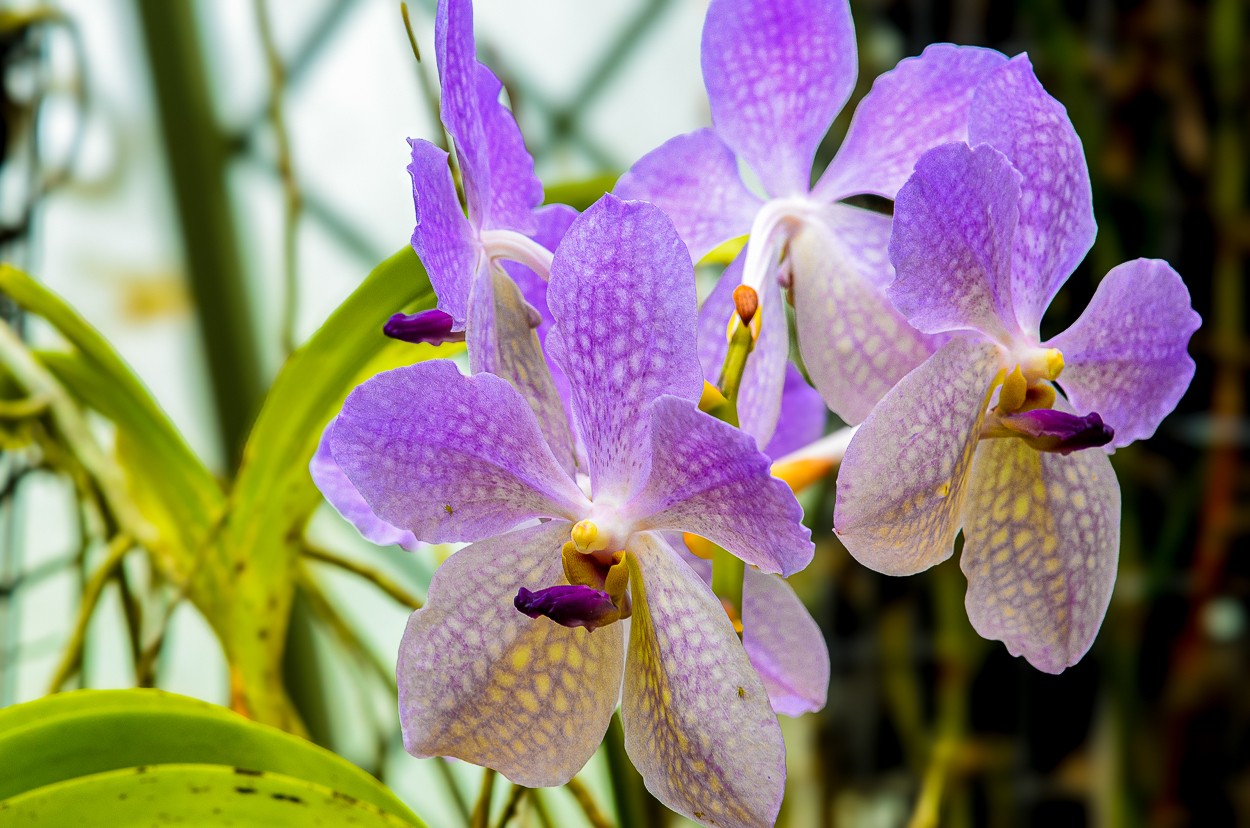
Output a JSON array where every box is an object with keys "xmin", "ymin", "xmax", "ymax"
[
  {"xmin": 324, "ymin": 196, "xmax": 814, "ymax": 828},
  {"xmin": 833, "ymin": 56, "xmax": 1201, "ymax": 673},
  {"xmin": 616, "ymin": 0, "xmax": 1009, "ymax": 439}
]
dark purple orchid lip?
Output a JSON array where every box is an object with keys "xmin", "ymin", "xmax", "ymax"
[
  {"xmin": 514, "ymin": 584, "xmax": 619, "ymax": 631},
  {"xmin": 383, "ymin": 309, "xmax": 466, "ymax": 345},
  {"xmin": 1000, "ymin": 408, "xmax": 1115, "ymax": 455}
]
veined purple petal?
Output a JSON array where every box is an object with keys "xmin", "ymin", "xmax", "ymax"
[
  {"xmin": 408, "ymin": 138, "xmax": 479, "ymax": 327},
  {"xmin": 970, "ymin": 55, "xmax": 1096, "ymax": 336},
  {"xmin": 960, "ymin": 436, "xmax": 1120, "ymax": 673},
  {"xmin": 546, "ymin": 196, "xmax": 704, "ymax": 501},
  {"xmin": 1047, "ymin": 258, "xmax": 1200, "ymax": 448},
  {"xmin": 329, "ymin": 361, "xmax": 588, "ymax": 545},
  {"xmin": 793, "ymin": 205, "xmax": 937, "ymax": 424},
  {"xmin": 614, "ymin": 128, "xmax": 761, "ymax": 263},
  {"xmin": 888, "ymin": 142, "xmax": 1023, "ymax": 342},
  {"xmin": 701, "ymin": 0, "xmax": 856, "ymax": 197},
  {"xmin": 384, "ymin": 309, "xmax": 466, "ymax": 345},
  {"xmin": 622, "ymin": 532, "xmax": 786, "ymax": 828},
  {"xmin": 997, "ymin": 408, "xmax": 1114, "ymax": 455},
  {"xmin": 310, "ymin": 427, "xmax": 419, "ymax": 552},
  {"xmin": 742, "ymin": 567, "xmax": 829, "ymax": 716},
  {"xmin": 628, "ymin": 395, "xmax": 813, "ymax": 577},
  {"xmin": 399, "ymin": 521, "xmax": 624, "ymax": 787},
  {"xmin": 763, "ymin": 365, "xmax": 828, "ymax": 461},
  {"xmin": 834, "ymin": 337, "xmax": 1003, "ymax": 575},
  {"xmin": 815, "ymin": 44, "xmax": 1009, "ymax": 201},
  {"xmin": 514, "ymin": 585, "xmax": 618, "ymax": 631}
]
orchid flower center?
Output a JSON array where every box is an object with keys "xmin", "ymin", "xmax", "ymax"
[
  {"xmin": 741, "ymin": 196, "xmax": 822, "ymax": 296},
  {"xmin": 513, "ymin": 514, "xmax": 635, "ymax": 632},
  {"xmin": 981, "ymin": 346, "xmax": 1113, "ymax": 454},
  {"xmin": 479, "ymin": 227, "xmax": 555, "ymax": 281}
]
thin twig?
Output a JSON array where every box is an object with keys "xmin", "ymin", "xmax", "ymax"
[
  {"xmin": 471, "ymin": 768, "xmax": 496, "ymax": 828},
  {"xmin": 302, "ymin": 544, "xmax": 423, "ymax": 609},
  {"xmin": 563, "ymin": 777, "xmax": 615, "ymax": 828},
  {"xmin": 492, "ymin": 783, "xmax": 527, "ymax": 828},
  {"xmin": 46, "ymin": 534, "xmax": 133, "ymax": 693}
]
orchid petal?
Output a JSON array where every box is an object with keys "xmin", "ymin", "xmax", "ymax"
[
  {"xmin": 960, "ymin": 437, "xmax": 1120, "ymax": 673},
  {"xmin": 888, "ymin": 142, "xmax": 1022, "ymax": 342},
  {"xmin": 399, "ymin": 521, "xmax": 623, "ymax": 787},
  {"xmin": 970, "ymin": 55, "xmax": 1096, "ymax": 336},
  {"xmin": 815, "ymin": 44, "xmax": 1009, "ymax": 201},
  {"xmin": 614, "ymin": 128, "xmax": 761, "ymax": 263},
  {"xmin": 763, "ymin": 365, "xmax": 828, "ymax": 461},
  {"xmin": 629, "ymin": 395, "xmax": 813, "ymax": 577},
  {"xmin": 622, "ymin": 532, "xmax": 786, "ymax": 828},
  {"xmin": 408, "ymin": 138, "xmax": 479, "ymax": 327},
  {"xmin": 834, "ymin": 337, "xmax": 1002, "ymax": 575},
  {"xmin": 701, "ymin": 0, "xmax": 856, "ymax": 197},
  {"xmin": 310, "ymin": 427, "xmax": 419, "ymax": 552},
  {"xmin": 546, "ymin": 196, "xmax": 704, "ymax": 500},
  {"xmin": 1047, "ymin": 259, "xmax": 1200, "ymax": 448},
  {"xmin": 742, "ymin": 568, "xmax": 829, "ymax": 716},
  {"xmin": 793, "ymin": 204, "xmax": 938, "ymax": 424},
  {"xmin": 329, "ymin": 361, "xmax": 588, "ymax": 544}
]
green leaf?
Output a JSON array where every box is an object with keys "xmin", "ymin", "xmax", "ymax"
[{"xmin": 0, "ymin": 689, "xmax": 423, "ymax": 825}]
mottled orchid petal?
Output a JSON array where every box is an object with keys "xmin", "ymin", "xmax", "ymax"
[
  {"xmin": 969, "ymin": 55, "xmax": 1096, "ymax": 335},
  {"xmin": 1047, "ymin": 259, "xmax": 1200, "ymax": 448},
  {"xmin": 960, "ymin": 436, "xmax": 1120, "ymax": 673},
  {"xmin": 468, "ymin": 266, "xmax": 578, "ymax": 475},
  {"xmin": 742, "ymin": 568, "xmax": 829, "ymax": 716},
  {"xmin": 763, "ymin": 365, "xmax": 828, "ymax": 461},
  {"xmin": 310, "ymin": 427, "xmax": 419, "ymax": 552},
  {"xmin": 383, "ymin": 309, "xmax": 465, "ymax": 346},
  {"xmin": 793, "ymin": 205, "xmax": 936, "ymax": 424},
  {"xmin": 546, "ymin": 196, "xmax": 704, "ymax": 500},
  {"xmin": 622, "ymin": 532, "xmax": 786, "ymax": 828},
  {"xmin": 815, "ymin": 44, "xmax": 1008, "ymax": 201},
  {"xmin": 435, "ymin": 0, "xmax": 542, "ymax": 231},
  {"xmin": 834, "ymin": 337, "xmax": 1002, "ymax": 575},
  {"xmin": 701, "ymin": 0, "xmax": 856, "ymax": 197},
  {"xmin": 997, "ymin": 408, "xmax": 1114, "ymax": 455},
  {"xmin": 628, "ymin": 395, "xmax": 813, "ymax": 576},
  {"xmin": 889, "ymin": 142, "xmax": 1022, "ymax": 342},
  {"xmin": 514, "ymin": 585, "xmax": 618, "ymax": 631},
  {"xmin": 408, "ymin": 138, "xmax": 479, "ymax": 327},
  {"xmin": 399, "ymin": 521, "xmax": 623, "ymax": 787},
  {"xmin": 329, "ymin": 360, "xmax": 588, "ymax": 544},
  {"xmin": 614, "ymin": 129, "xmax": 761, "ymax": 262}
]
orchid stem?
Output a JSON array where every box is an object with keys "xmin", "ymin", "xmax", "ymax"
[
  {"xmin": 47, "ymin": 534, "xmax": 133, "ymax": 693},
  {"xmin": 563, "ymin": 777, "xmax": 614, "ymax": 828},
  {"xmin": 471, "ymin": 768, "xmax": 496, "ymax": 828},
  {"xmin": 301, "ymin": 543, "xmax": 423, "ymax": 609},
  {"xmin": 492, "ymin": 784, "xmax": 527, "ymax": 828}
]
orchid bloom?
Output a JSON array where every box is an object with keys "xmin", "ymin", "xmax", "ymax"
[
  {"xmin": 833, "ymin": 56, "xmax": 1200, "ymax": 673},
  {"xmin": 616, "ymin": 0, "xmax": 1009, "ymax": 439},
  {"xmin": 325, "ymin": 196, "xmax": 814, "ymax": 828}
]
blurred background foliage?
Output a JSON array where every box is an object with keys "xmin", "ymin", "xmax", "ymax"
[{"xmin": 0, "ymin": 1, "xmax": 1246, "ymax": 826}]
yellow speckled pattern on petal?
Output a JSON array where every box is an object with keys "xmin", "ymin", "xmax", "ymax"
[
  {"xmin": 398, "ymin": 521, "xmax": 624, "ymax": 787},
  {"xmin": 622, "ymin": 532, "xmax": 785, "ymax": 828},
  {"xmin": 960, "ymin": 438, "xmax": 1120, "ymax": 673}
]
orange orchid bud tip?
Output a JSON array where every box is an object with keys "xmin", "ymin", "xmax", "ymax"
[{"xmin": 732, "ymin": 284, "xmax": 759, "ymax": 324}]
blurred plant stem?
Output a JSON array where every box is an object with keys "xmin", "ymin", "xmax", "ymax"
[
  {"xmin": 45, "ymin": 534, "xmax": 132, "ymax": 693},
  {"xmin": 302, "ymin": 544, "xmax": 422, "ymax": 610},
  {"xmin": 564, "ymin": 776, "xmax": 615, "ymax": 828},
  {"xmin": 471, "ymin": 768, "xmax": 496, "ymax": 828},
  {"xmin": 492, "ymin": 783, "xmax": 527, "ymax": 828}
]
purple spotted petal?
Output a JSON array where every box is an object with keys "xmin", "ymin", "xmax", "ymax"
[
  {"xmin": 614, "ymin": 128, "xmax": 762, "ymax": 263},
  {"xmin": 627, "ymin": 395, "xmax": 813, "ymax": 576},
  {"xmin": 399, "ymin": 520, "xmax": 623, "ymax": 786},
  {"xmin": 408, "ymin": 138, "xmax": 479, "ymax": 327},
  {"xmin": 514, "ymin": 585, "xmax": 618, "ymax": 631},
  {"xmin": 384, "ymin": 309, "xmax": 466, "ymax": 345},
  {"xmin": 696, "ymin": 249, "xmax": 788, "ymax": 448},
  {"xmin": 435, "ymin": 0, "xmax": 542, "ymax": 231},
  {"xmin": 815, "ymin": 44, "xmax": 1009, "ymax": 201},
  {"xmin": 834, "ymin": 337, "xmax": 1003, "ymax": 575},
  {"xmin": 1047, "ymin": 259, "xmax": 1200, "ymax": 448},
  {"xmin": 889, "ymin": 142, "xmax": 1023, "ymax": 342},
  {"xmin": 997, "ymin": 408, "xmax": 1114, "ymax": 455},
  {"xmin": 742, "ymin": 567, "xmax": 829, "ymax": 715},
  {"xmin": 701, "ymin": 0, "xmax": 856, "ymax": 197},
  {"xmin": 329, "ymin": 361, "xmax": 588, "ymax": 544},
  {"xmin": 622, "ymin": 532, "xmax": 786, "ymax": 828},
  {"xmin": 546, "ymin": 196, "xmax": 704, "ymax": 500},
  {"xmin": 960, "ymin": 436, "xmax": 1120, "ymax": 673},
  {"xmin": 763, "ymin": 365, "xmax": 828, "ymax": 460},
  {"xmin": 310, "ymin": 427, "xmax": 419, "ymax": 552},
  {"xmin": 970, "ymin": 55, "xmax": 1095, "ymax": 336},
  {"xmin": 793, "ymin": 205, "xmax": 936, "ymax": 424}
]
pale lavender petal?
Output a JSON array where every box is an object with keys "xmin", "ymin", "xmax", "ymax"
[
  {"xmin": 408, "ymin": 138, "xmax": 480, "ymax": 327},
  {"xmin": 311, "ymin": 427, "xmax": 419, "ymax": 553},
  {"xmin": 763, "ymin": 365, "xmax": 828, "ymax": 461},
  {"xmin": 614, "ymin": 129, "xmax": 761, "ymax": 262},
  {"xmin": 622, "ymin": 532, "xmax": 786, "ymax": 828},
  {"xmin": 701, "ymin": 0, "xmax": 856, "ymax": 197},
  {"xmin": 969, "ymin": 55, "xmax": 1095, "ymax": 336},
  {"xmin": 793, "ymin": 205, "xmax": 936, "ymax": 424},
  {"xmin": 546, "ymin": 196, "xmax": 704, "ymax": 500},
  {"xmin": 888, "ymin": 142, "xmax": 1022, "ymax": 342},
  {"xmin": 399, "ymin": 521, "xmax": 623, "ymax": 786},
  {"xmin": 834, "ymin": 337, "xmax": 1003, "ymax": 575},
  {"xmin": 628, "ymin": 395, "xmax": 813, "ymax": 577},
  {"xmin": 815, "ymin": 44, "xmax": 1009, "ymax": 201},
  {"xmin": 435, "ymin": 0, "xmax": 542, "ymax": 231},
  {"xmin": 960, "ymin": 436, "xmax": 1120, "ymax": 673},
  {"xmin": 742, "ymin": 567, "xmax": 829, "ymax": 716},
  {"xmin": 1047, "ymin": 259, "xmax": 1200, "ymax": 448},
  {"xmin": 696, "ymin": 249, "xmax": 789, "ymax": 448},
  {"xmin": 329, "ymin": 361, "xmax": 588, "ymax": 544},
  {"xmin": 383, "ymin": 309, "xmax": 465, "ymax": 346},
  {"xmin": 997, "ymin": 408, "xmax": 1114, "ymax": 455}
]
